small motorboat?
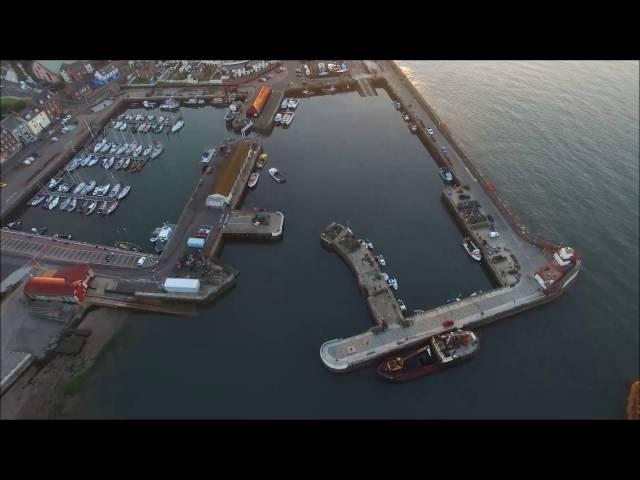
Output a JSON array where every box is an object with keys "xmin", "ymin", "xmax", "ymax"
[
  {"xmin": 47, "ymin": 177, "xmax": 63, "ymax": 189},
  {"xmin": 201, "ymin": 148, "xmax": 216, "ymax": 164},
  {"xmin": 376, "ymin": 254, "xmax": 386, "ymax": 267},
  {"xmin": 463, "ymin": 237, "xmax": 482, "ymax": 262},
  {"xmin": 108, "ymin": 183, "xmax": 121, "ymax": 198},
  {"xmin": 171, "ymin": 119, "xmax": 185, "ymax": 133},
  {"xmin": 281, "ymin": 112, "xmax": 295, "ymax": 126},
  {"xmin": 397, "ymin": 299, "xmax": 407, "ymax": 312},
  {"xmin": 280, "ymin": 98, "xmax": 290, "ymax": 109},
  {"xmin": 114, "ymin": 241, "xmax": 141, "ymax": 252},
  {"xmin": 85, "ymin": 201, "xmax": 97, "ymax": 216},
  {"xmin": 268, "ymin": 167, "xmax": 286, "ymax": 184},
  {"xmin": 59, "ymin": 197, "xmax": 71, "ymax": 210},
  {"xmin": 84, "ymin": 180, "xmax": 97, "ymax": 195},
  {"xmin": 274, "ymin": 113, "xmax": 283, "ymax": 125},
  {"xmin": 65, "ymin": 198, "xmax": 77, "ymax": 212},
  {"xmin": 116, "ymin": 144, "xmax": 127, "ymax": 155},
  {"xmin": 142, "ymin": 145, "xmax": 152, "ymax": 157},
  {"xmin": 117, "ymin": 185, "xmax": 131, "ymax": 200},
  {"xmin": 393, "ymin": 101, "xmax": 401, "ymax": 110},
  {"xmin": 409, "ymin": 123, "xmax": 418, "ymax": 133},
  {"xmin": 287, "ymin": 98, "xmax": 299, "ymax": 109},
  {"xmin": 377, "ymin": 329, "xmax": 479, "ymax": 383},
  {"xmin": 133, "ymin": 144, "xmax": 143, "ymax": 157},
  {"xmin": 439, "ymin": 168, "xmax": 454, "ymax": 183},
  {"xmin": 109, "ymin": 143, "xmax": 118, "ymax": 154},
  {"xmin": 256, "ymin": 153, "xmax": 267, "ymax": 169},
  {"xmin": 248, "ymin": 173, "xmax": 259, "ymax": 188},
  {"xmin": 30, "ymin": 195, "xmax": 45, "ymax": 206},
  {"xmin": 150, "ymin": 227, "xmax": 161, "ymax": 243},
  {"xmin": 88, "ymin": 155, "xmax": 100, "ymax": 167},
  {"xmin": 150, "ymin": 144, "xmax": 164, "ymax": 159},
  {"xmin": 114, "ymin": 158, "xmax": 125, "ymax": 170},
  {"xmin": 80, "ymin": 156, "xmax": 90, "ymax": 167},
  {"xmin": 6, "ymin": 220, "xmax": 22, "ymax": 230},
  {"xmin": 403, "ymin": 113, "xmax": 410, "ymax": 122},
  {"xmin": 48, "ymin": 196, "xmax": 60, "ymax": 210},
  {"xmin": 387, "ymin": 277, "xmax": 398, "ymax": 290},
  {"xmin": 98, "ymin": 201, "xmax": 109, "ymax": 215},
  {"xmin": 106, "ymin": 200, "xmax": 118, "ymax": 215}
]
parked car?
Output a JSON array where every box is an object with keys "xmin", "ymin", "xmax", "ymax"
[
  {"xmin": 137, "ymin": 256, "xmax": 146, "ymax": 267},
  {"xmin": 22, "ymin": 156, "xmax": 35, "ymax": 166},
  {"xmin": 426, "ymin": 128, "xmax": 434, "ymax": 135}
]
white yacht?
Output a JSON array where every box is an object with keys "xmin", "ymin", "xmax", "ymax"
[{"xmin": 201, "ymin": 147, "xmax": 216, "ymax": 164}]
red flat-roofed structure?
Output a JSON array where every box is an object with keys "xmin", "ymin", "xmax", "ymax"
[{"xmin": 24, "ymin": 264, "xmax": 94, "ymax": 303}]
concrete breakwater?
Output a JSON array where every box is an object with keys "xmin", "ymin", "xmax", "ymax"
[{"xmin": 318, "ymin": 61, "xmax": 582, "ymax": 373}]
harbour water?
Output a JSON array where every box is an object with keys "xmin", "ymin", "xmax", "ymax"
[{"xmin": 64, "ymin": 61, "xmax": 638, "ymax": 419}]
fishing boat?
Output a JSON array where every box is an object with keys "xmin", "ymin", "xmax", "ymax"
[
  {"xmin": 150, "ymin": 144, "xmax": 164, "ymax": 159},
  {"xmin": 268, "ymin": 167, "xmax": 286, "ymax": 183},
  {"xmin": 248, "ymin": 172, "xmax": 259, "ymax": 188},
  {"xmin": 85, "ymin": 201, "xmax": 97, "ymax": 215},
  {"xmin": 142, "ymin": 145, "xmax": 152, "ymax": 157},
  {"xmin": 88, "ymin": 155, "xmax": 99, "ymax": 167},
  {"xmin": 256, "ymin": 153, "xmax": 267, "ymax": 169},
  {"xmin": 287, "ymin": 98, "xmax": 299, "ymax": 109},
  {"xmin": 65, "ymin": 198, "xmax": 77, "ymax": 212},
  {"xmin": 280, "ymin": 98, "xmax": 290, "ymax": 109},
  {"xmin": 274, "ymin": 113, "xmax": 283, "ymax": 125},
  {"xmin": 48, "ymin": 196, "xmax": 60, "ymax": 210},
  {"xmin": 116, "ymin": 144, "xmax": 127, "ymax": 155},
  {"xmin": 171, "ymin": 119, "xmax": 185, "ymax": 133},
  {"xmin": 201, "ymin": 147, "xmax": 216, "ymax": 164},
  {"xmin": 114, "ymin": 241, "xmax": 141, "ymax": 252},
  {"xmin": 154, "ymin": 223, "xmax": 175, "ymax": 253},
  {"xmin": 84, "ymin": 180, "xmax": 97, "ymax": 195},
  {"xmin": 117, "ymin": 185, "xmax": 131, "ymax": 200},
  {"xmin": 31, "ymin": 226, "xmax": 47, "ymax": 235},
  {"xmin": 439, "ymin": 168, "xmax": 454, "ymax": 183},
  {"xmin": 160, "ymin": 99, "xmax": 180, "ymax": 111},
  {"xmin": 376, "ymin": 254, "xmax": 386, "ymax": 267},
  {"xmin": 73, "ymin": 182, "xmax": 86, "ymax": 195},
  {"xmin": 281, "ymin": 112, "xmax": 295, "ymax": 126},
  {"xmin": 108, "ymin": 183, "xmax": 121, "ymax": 198},
  {"xmin": 377, "ymin": 329, "xmax": 479, "ymax": 383},
  {"xmin": 133, "ymin": 144, "xmax": 143, "ymax": 157},
  {"xmin": 106, "ymin": 200, "xmax": 118, "ymax": 215},
  {"xmin": 463, "ymin": 237, "xmax": 482, "ymax": 262}
]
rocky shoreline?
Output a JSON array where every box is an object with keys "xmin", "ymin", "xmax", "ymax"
[{"xmin": 0, "ymin": 308, "xmax": 127, "ymax": 419}]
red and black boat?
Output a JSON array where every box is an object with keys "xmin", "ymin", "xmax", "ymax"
[{"xmin": 377, "ymin": 328, "xmax": 479, "ymax": 383}]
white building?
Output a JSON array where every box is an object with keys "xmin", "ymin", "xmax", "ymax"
[{"xmin": 22, "ymin": 108, "xmax": 50, "ymax": 136}]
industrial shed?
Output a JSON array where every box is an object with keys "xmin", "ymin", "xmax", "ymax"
[{"xmin": 246, "ymin": 85, "xmax": 272, "ymax": 117}]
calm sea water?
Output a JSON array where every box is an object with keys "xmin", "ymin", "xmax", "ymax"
[{"xmin": 64, "ymin": 61, "xmax": 638, "ymax": 419}]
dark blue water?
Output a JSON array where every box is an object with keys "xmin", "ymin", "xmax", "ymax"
[{"xmin": 66, "ymin": 62, "xmax": 638, "ymax": 419}]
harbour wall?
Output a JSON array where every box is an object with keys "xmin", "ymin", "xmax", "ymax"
[{"xmin": 382, "ymin": 61, "xmax": 558, "ymax": 249}]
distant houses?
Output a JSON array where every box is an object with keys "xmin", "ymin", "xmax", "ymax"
[{"xmin": 31, "ymin": 61, "xmax": 62, "ymax": 84}]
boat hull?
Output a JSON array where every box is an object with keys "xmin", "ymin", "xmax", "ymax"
[{"xmin": 377, "ymin": 354, "xmax": 475, "ymax": 383}]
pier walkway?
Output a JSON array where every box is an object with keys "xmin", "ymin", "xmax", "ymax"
[{"xmin": 223, "ymin": 210, "xmax": 284, "ymax": 240}]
